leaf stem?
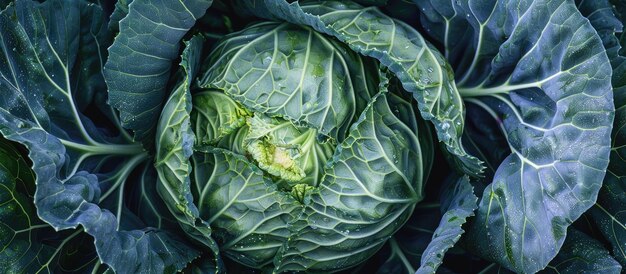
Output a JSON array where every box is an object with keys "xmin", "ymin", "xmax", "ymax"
[
  {"xmin": 60, "ymin": 139, "xmax": 144, "ymax": 155},
  {"xmin": 99, "ymin": 151, "xmax": 150, "ymax": 203}
]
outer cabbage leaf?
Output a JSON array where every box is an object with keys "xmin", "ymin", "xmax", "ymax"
[
  {"xmin": 199, "ymin": 21, "xmax": 377, "ymax": 142},
  {"xmin": 0, "ymin": 1, "xmax": 201, "ymax": 272},
  {"xmin": 415, "ymin": 0, "xmax": 615, "ymax": 271},
  {"xmin": 108, "ymin": 0, "xmax": 131, "ymax": 33},
  {"xmin": 474, "ymin": 228, "xmax": 622, "ymax": 274},
  {"xmin": 238, "ymin": 0, "xmax": 483, "ymax": 176},
  {"xmin": 104, "ymin": 0, "xmax": 212, "ymax": 147},
  {"xmin": 0, "ymin": 138, "xmax": 110, "ymax": 273},
  {"xmin": 577, "ymin": 0, "xmax": 626, "ymax": 266},
  {"xmin": 416, "ymin": 176, "xmax": 477, "ymax": 274},
  {"xmin": 154, "ymin": 34, "xmax": 223, "ymax": 270},
  {"xmin": 542, "ymin": 229, "xmax": 621, "ymax": 273},
  {"xmin": 273, "ymin": 74, "xmax": 433, "ymax": 272}
]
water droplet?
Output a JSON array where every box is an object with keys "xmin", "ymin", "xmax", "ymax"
[
  {"xmin": 441, "ymin": 122, "xmax": 450, "ymax": 130},
  {"xmin": 427, "ymin": 67, "xmax": 434, "ymax": 73}
]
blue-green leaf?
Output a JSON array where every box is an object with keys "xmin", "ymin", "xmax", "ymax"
[
  {"xmin": 416, "ymin": 176, "xmax": 477, "ymax": 274},
  {"xmin": 415, "ymin": 0, "xmax": 615, "ymax": 271},
  {"xmin": 108, "ymin": 0, "xmax": 132, "ymax": 33},
  {"xmin": 542, "ymin": 228, "xmax": 621, "ymax": 273},
  {"xmin": 0, "ymin": 1, "xmax": 201, "ymax": 272},
  {"xmin": 577, "ymin": 0, "xmax": 626, "ymax": 267},
  {"xmin": 104, "ymin": 0, "xmax": 213, "ymax": 147},
  {"xmin": 0, "ymin": 138, "xmax": 109, "ymax": 273}
]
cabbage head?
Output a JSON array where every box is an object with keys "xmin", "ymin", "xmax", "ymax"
[{"xmin": 156, "ymin": 20, "xmax": 435, "ymax": 272}]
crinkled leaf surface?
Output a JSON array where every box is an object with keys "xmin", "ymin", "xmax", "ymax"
[
  {"xmin": 192, "ymin": 147, "xmax": 301, "ymax": 269},
  {"xmin": 0, "ymin": 0, "xmax": 201, "ymax": 272},
  {"xmin": 191, "ymin": 90, "xmax": 251, "ymax": 146},
  {"xmin": 239, "ymin": 0, "xmax": 483, "ymax": 176},
  {"xmin": 187, "ymin": 67, "xmax": 432, "ymax": 271},
  {"xmin": 199, "ymin": 21, "xmax": 377, "ymax": 142},
  {"xmin": 414, "ymin": 0, "xmax": 614, "ymax": 272},
  {"xmin": 104, "ymin": 0, "xmax": 212, "ymax": 147}
]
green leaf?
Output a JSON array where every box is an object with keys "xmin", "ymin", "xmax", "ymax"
[
  {"xmin": 416, "ymin": 176, "xmax": 477, "ymax": 274},
  {"xmin": 104, "ymin": 0, "xmax": 213, "ymax": 147},
  {"xmin": 199, "ymin": 21, "xmax": 377, "ymax": 142},
  {"xmin": 154, "ymin": 34, "xmax": 222, "ymax": 269},
  {"xmin": 191, "ymin": 90, "xmax": 251, "ymax": 146},
  {"xmin": 191, "ymin": 147, "xmax": 302, "ymax": 269},
  {"xmin": 239, "ymin": 0, "xmax": 483, "ymax": 176},
  {"xmin": 273, "ymin": 73, "xmax": 432, "ymax": 272},
  {"xmin": 415, "ymin": 0, "xmax": 615, "ymax": 272}
]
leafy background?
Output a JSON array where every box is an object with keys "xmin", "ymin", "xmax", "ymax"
[{"xmin": 0, "ymin": 0, "xmax": 624, "ymax": 273}]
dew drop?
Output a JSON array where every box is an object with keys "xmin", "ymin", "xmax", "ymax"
[{"xmin": 441, "ymin": 122, "xmax": 450, "ymax": 130}]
